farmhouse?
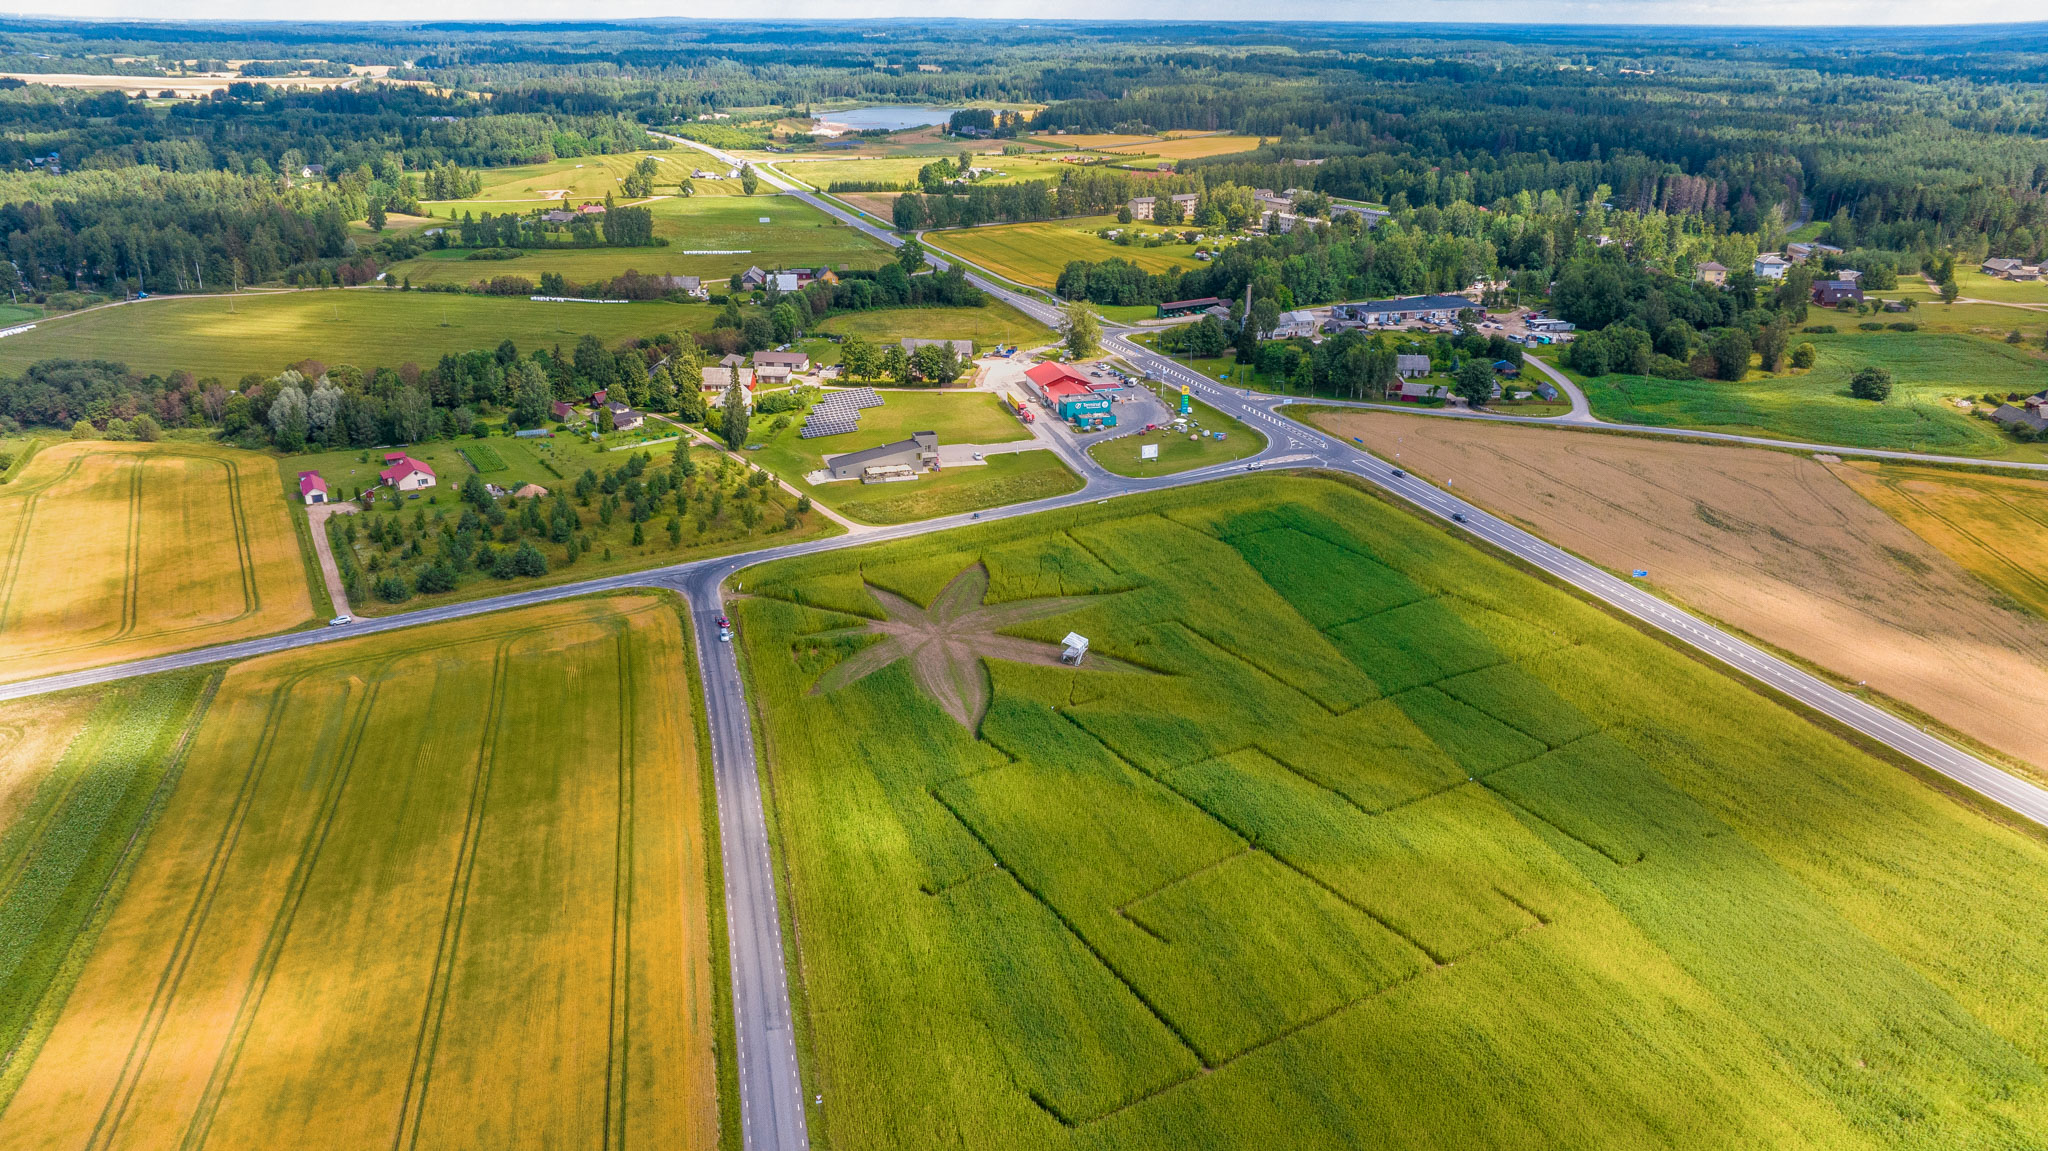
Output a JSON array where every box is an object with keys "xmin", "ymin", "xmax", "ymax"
[
  {"xmin": 1813, "ymin": 275, "xmax": 1864, "ymax": 307},
  {"xmin": 379, "ymin": 453, "xmax": 437, "ymax": 491},
  {"xmin": 1754, "ymin": 253, "xmax": 1791, "ymax": 280},
  {"xmin": 754, "ymin": 350, "xmax": 812, "ymax": 373},
  {"xmin": 739, "ymin": 266, "xmax": 770, "ymax": 290},
  {"xmin": 658, "ymin": 274, "xmax": 709, "ymax": 299},
  {"xmin": 704, "ymin": 365, "xmax": 757, "ymax": 393},
  {"xmin": 1696, "ymin": 260, "xmax": 1728, "ymax": 285},
  {"xmin": 1333, "ymin": 295, "xmax": 1476, "ymax": 325},
  {"xmin": 1992, "ymin": 392, "xmax": 2048, "ymax": 434},
  {"xmin": 604, "ymin": 401, "xmax": 645, "ymax": 432},
  {"xmin": 823, "ymin": 430, "xmax": 941, "ymax": 481},
  {"xmin": 551, "ymin": 399, "xmax": 578, "ymax": 421},
  {"xmin": 1394, "ymin": 379, "xmax": 1447, "ymax": 402},
  {"xmin": 298, "ymin": 471, "xmax": 328, "ymax": 504},
  {"xmin": 1396, "ymin": 354, "xmax": 1433, "ymax": 378},
  {"xmin": 900, "ymin": 338, "xmax": 974, "ymax": 359}
]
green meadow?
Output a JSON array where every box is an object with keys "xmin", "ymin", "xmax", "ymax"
[
  {"xmin": 1578, "ymin": 331, "xmax": 2048, "ymax": 458},
  {"xmin": 393, "ymin": 194, "xmax": 893, "ymax": 286},
  {"xmin": 0, "ymin": 291, "xmax": 716, "ymax": 379},
  {"xmin": 1087, "ymin": 392, "xmax": 1262, "ymax": 475},
  {"xmin": 732, "ymin": 474, "xmax": 2048, "ymax": 1150}
]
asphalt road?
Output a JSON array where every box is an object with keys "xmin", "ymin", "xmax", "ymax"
[{"xmin": 16, "ymin": 140, "xmax": 2048, "ymax": 1151}]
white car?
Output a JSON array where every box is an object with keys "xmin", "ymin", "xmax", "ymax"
[{"xmin": 328, "ymin": 615, "xmax": 353, "ymax": 627}]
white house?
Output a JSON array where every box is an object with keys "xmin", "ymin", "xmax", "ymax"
[
  {"xmin": 1754, "ymin": 253, "xmax": 1791, "ymax": 280},
  {"xmin": 378, "ymin": 454, "xmax": 437, "ymax": 492}
]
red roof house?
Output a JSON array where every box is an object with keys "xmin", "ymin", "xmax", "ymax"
[
  {"xmin": 379, "ymin": 454, "xmax": 437, "ymax": 491},
  {"xmin": 1024, "ymin": 361, "xmax": 1099, "ymax": 403},
  {"xmin": 297, "ymin": 471, "xmax": 328, "ymax": 505},
  {"xmin": 551, "ymin": 399, "xmax": 578, "ymax": 421}
]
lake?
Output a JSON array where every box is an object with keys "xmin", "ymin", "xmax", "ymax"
[{"xmin": 814, "ymin": 106, "xmax": 959, "ymax": 132}]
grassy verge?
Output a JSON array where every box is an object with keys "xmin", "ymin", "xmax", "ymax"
[{"xmin": 1087, "ymin": 392, "xmax": 1263, "ymax": 475}]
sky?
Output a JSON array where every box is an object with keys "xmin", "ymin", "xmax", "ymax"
[{"xmin": 22, "ymin": 1, "xmax": 2048, "ymax": 25}]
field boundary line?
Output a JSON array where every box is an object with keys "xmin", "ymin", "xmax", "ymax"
[
  {"xmin": 83, "ymin": 671, "xmax": 310, "ymax": 1151},
  {"xmin": 177, "ymin": 663, "xmax": 391, "ymax": 1151},
  {"xmin": 390, "ymin": 637, "xmax": 515, "ymax": 1151}
]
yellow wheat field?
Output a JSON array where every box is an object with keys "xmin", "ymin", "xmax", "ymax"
[
  {"xmin": 0, "ymin": 441, "xmax": 313, "ymax": 682},
  {"xmin": 0, "ymin": 596, "xmax": 720, "ymax": 1151}
]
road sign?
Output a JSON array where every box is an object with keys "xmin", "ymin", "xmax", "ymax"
[{"xmin": 1141, "ymin": 443, "xmax": 1160, "ymax": 460}]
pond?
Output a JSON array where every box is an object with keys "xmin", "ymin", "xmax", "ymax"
[{"xmin": 814, "ymin": 105, "xmax": 959, "ymax": 132}]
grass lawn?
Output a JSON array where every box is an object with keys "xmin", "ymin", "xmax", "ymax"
[
  {"xmin": 1087, "ymin": 391, "xmax": 1263, "ymax": 475},
  {"xmin": 744, "ymin": 389, "xmax": 1077, "ymax": 523},
  {"xmin": 731, "ymin": 473, "xmax": 2048, "ymax": 1148},
  {"xmin": 1576, "ymin": 330, "xmax": 2048, "ymax": 458},
  {"xmin": 0, "ymin": 597, "xmax": 727, "ymax": 1151},
  {"xmin": 1832, "ymin": 459, "xmax": 2048, "ymax": 619},
  {"xmin": 925, "ymin": 216, "xmax": 1204, "ymax": 290},
  {"xmin": 1948, "ymin": 269, "xmax": 2048, "ymax": 307},
  {"xmin": 1090, "ymin": 303, "xmax": 1160, "ymax": 325},
  {"xmin": 0, "ymin": 302, "xmax": 41, "ymax": 325},
  {"xmin": 292, "ymin": 439, "xmax": 839, "ymax": 616},
  {"xmin": 0, "ymin": 441, "xmax": 315, "ymax": 683},
  {"xmin": 814, "ymin": 302, "xmax": 1053, "ymax": 350},
  {"xmin": 776, "ymin": 153, "xmax": 1078, "ymax": 191},
  {"xmin": 0, "ymin": 290, "xmax": 718, "ymax": 379},
  {"xmin": 393, "ymin": 194, "xmax": 892, "ymax": 286}
]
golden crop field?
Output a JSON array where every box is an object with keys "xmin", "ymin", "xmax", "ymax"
[
  {"xmin": 0, "ymin": 596, "xmax": 722, "ymax": 1151},
  {"xmin": 0, "ymin": 442, "xmax": 314, "ymax": 683},
  {"xmin": 1026, "ymin": 133, "xmax": 1159, "ymax": 150},
  {"xmin": 428, "ymin": 149, "xmax": 709, "ymax": 205},
  {"xmin": 1103, "ymin": 134, "xmax": 1264, "ymax": 159},
  {"xmin": 1831, "ymin": 460, "xmax": 2048, "ymax": 619}
]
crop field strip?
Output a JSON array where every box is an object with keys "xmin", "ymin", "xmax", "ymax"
[
  {"xmin": 0, "ymin": 597, "xmax": 719, "ymax": 1151},
  {"xmin": 0, "ymin": 444, "xmax": 311, "ymax": 683},
  {"xmin": 735, "ymin": 475, "xmax": 2048, "ymax": 1150},
  {"xmin": 1831, "ymin": 461, "xmax": 2048, "ymax": 619}
]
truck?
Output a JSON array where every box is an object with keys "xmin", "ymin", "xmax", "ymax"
[{"xmin": 1010, "ymin": 398, "xmax": 1035, "ymax": 423}]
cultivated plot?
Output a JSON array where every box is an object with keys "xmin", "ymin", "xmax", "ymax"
[
  {"xmin": 0, "ymin": 595, "xmax": 722, "ymax": 1151},
  {"xmin": 925, "ymin": 216, "xmax": 1204, "ymax": 290},
  {"xmin": 1315, "ymin": 410, "xmax": 2048, "ymax": 775},
  {"xmin": 0, "ymin": 442, "xmax": 314, "ymax": 683},
  {"xmin": 734, "ymin": 474, "xmax": 2048, "ymax": 1149},
  {"xmin": 1831, "ymin": 460, "xmax": 2048, "ymax": 619},
  {"xmin": 392, "ymin": 194, "xmax": 893, "ymax": 286},
  {"xmin": 0, "ymin": 292, "xmax": 716, "ymax": 379}
]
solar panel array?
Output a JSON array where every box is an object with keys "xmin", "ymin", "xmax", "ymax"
[{"xmin": 800, "ymin": 388, "xmax": 885, "ymax": 438}]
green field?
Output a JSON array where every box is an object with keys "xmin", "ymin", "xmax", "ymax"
[
  {"xmin": 0, "ymin": 291, "xmax": 717, "ymax": 379},
  {"xmin": 733, "ymin": 474, "xmax": 2048, "ymax": 1149},
  {"xmin": 1948, "ymin": 269, "xmax": 2048, "ymax": 307},
  {"xmin": 1087, "ymin": 392, "xmax": 1263, "ymax": 475},
  {"xmin": 1578, "ymin": 331, "xmax": 2048, "ymax": 457},
  {"xmin": 813, "ymin": 302, "xmax": 1052, "ymax": 351},
  {"xmin": 393, "ymin": 194, "xmax": 892, "ymax": 286},
  {"xmin": 925, "ymin": 216, "xmax": 1204, "ymax": 290},
  {"xmin": 744, "ymin": 388, "xmax": 1075, "ymax": 523},
  {"xmin": 776, "ymin": 153, "xmax": 1084, "ymax": 191},
  {"xmin": 0, "ymin": 598, "xmax": 727, "ymax": 1150},
  {"xmin": 420, "ymin": 149, "xmax": 710, "ymax": 206}
]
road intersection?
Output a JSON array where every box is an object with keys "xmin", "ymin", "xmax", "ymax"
[{"xmin": 13, "ymin": 138, "xmax": 2048, "ymax": 1151}]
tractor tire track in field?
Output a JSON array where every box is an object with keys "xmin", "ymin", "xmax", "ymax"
[
  {"xmin": 603, "ymin": 625, "xmax": 637, "ymax": 1151},
  {"xmin": 83, "ymin": 671, "xmax": 312, "ymax": 1151},
  {"xmin": 0, "ymin": 453, "xmax": 86, "ymax": 639},
  {"xmin": 2, "ymin": 451, "xmax": 267, "ymax": 667},
  {"xmin": 390, "ymin": 637, "xmax": 515, "ymax": 1151},
  {"xmin": 114, "ymin": 457, "xmax": 143, "ymax": 642},
  {"xmin": 176, "ymin": 664, "xmax": 391, "ymax": 1151},
  {"xmin": 1874, "ymin": 475, "xmax": 2048, "ymax": 613},
  {"xmin": 0, "ymin": 671, "xmax": 221, "ymax": 1118}
]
